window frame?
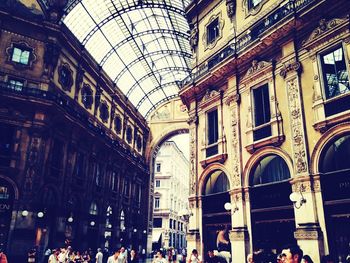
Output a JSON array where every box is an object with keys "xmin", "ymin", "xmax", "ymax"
[
  {"xmin": 252, "ymin": 83, "xmax": 271, "ymax": 128},
  {"xmin": 154, "ymin": 197, "xmax": 160, "ymax": 209},
  {"xmin": 11, "ymin": 46, "xmax": 31, "ymax": 65}
]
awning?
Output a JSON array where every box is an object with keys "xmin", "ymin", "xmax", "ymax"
[{"xmin": 152, "ymin": 230, "xmax": 162, "ymax": 243}]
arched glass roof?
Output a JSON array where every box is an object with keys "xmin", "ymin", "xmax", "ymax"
[{"xmin": 63, "ymin": 0, "xmax": 192, "ymax": 118}]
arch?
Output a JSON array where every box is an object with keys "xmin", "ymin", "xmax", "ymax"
[
  {"xmin": 145, "ymin": 124, "xmax": 189, "ymax": 164},
  {"xmin": 0, "ymin": 175, "xmax": 19, "ymax": 200},
  {"xmin": 243, "ymin": 146, "xmax": 293, "ymax": 188},
  {"xmin": 310, "ymin": 122, "xmax": 350, "ymax": 175},
  {"xmin": 198, "ymin": 163, "xmax": 232, "ymax": 196}
]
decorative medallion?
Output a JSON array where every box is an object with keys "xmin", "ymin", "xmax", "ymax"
[
  {"xmin": 58, "ymin": 62, "xmax": 74, "ymax": 92},
  {"xmin": 99, "ymin": 101, "xmax": 109, "ymax": 123},
  {"xmin": 115, "ymin": 115, "xmax": 122, "ymax": 134},
  {"xmin": 126, "ymin": 126, "xmax": 133, "ymax": 144}
]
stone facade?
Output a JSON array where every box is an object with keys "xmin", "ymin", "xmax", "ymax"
[
  {"xmin": 0, "ymin": 2, "xmax": 149, "ymax": 261},
  {"xmin": 180, "ymin": 0, "xmax": 350, "ymax": 262}
]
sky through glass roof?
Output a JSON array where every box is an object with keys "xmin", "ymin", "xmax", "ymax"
[{"xmin": 63, "ymin": 0, "xmax": 192, "ymax": 118}]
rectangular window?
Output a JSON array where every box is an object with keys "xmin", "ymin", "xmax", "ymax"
[
  {"xmin": 207, "ymin": 18, "xmax": 220, "ymax": 44},
  {"xmin": 206, "ymin": 109, "xmax": 219, "ymax": 157},
  {"xmin": 12, "ymin": 47, "xmax": 30, "ymax": 65},
  {"xmin": 124, "ymin": 180, "xmax": 129, "ymax": 196},
  {"xmin": 248, "ymin": 0, "xmax": 262, "ymax": 9},
  {"xmin": 155, "ymin": 197, "xmax": 160, "ymax": 209},
  {"xmin": 156, "ymin": 163, "xmax": 161, "ymax": 172},
  {"xmin": 253, "ymin": 84, "xmax": 271, "ymax": 141},
  {"xmin": 8, "ymin": 79, "xmax": 24, "ymax": 91},
  {"xmin": 321, "ymin": 46, "xmax": 350, "ymax": 99},
  {"xmin": 153, "ymin": 218, "xmax": 162, "ymax": 228},
  {"xmin": 155, "ymin": 180, "xmax": 160, "ymax": 187},
  {"xmin": 74, "ymin": 152, "xmax": 85, "ymax": 178},
  {"xmin": 169, "ymin": 219, "xmax": 173, "ymax": 229}
]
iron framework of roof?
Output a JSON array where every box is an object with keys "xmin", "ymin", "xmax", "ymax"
[{"xmin": 59, "ymin": 0, "xmax": 191, "ymax": 118}]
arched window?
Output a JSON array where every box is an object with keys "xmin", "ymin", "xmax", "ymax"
[
  {"xmin": 204, "ymin": 170, "xmax": 229, "ymax": 195},
  {"xmin": 250, "ymin": 155, "xmax": 290, "ymax": 186},
  {"xmin": 89, "ymin": 201, "xmax": 98, "ymax": 215},
  {"xmin": 319, "ymin": 134, "xmax": 350, "ymax": 173}
]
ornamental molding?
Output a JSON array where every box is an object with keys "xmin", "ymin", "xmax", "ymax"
[
  {"xmin": 242, "ymin": 60, "xmax": 272, "ymax": 83},
  {"xmin": 190, "ymin": 26, "xmax": 199, "ymax": 50},
  {"xmin": 189, "ymin": 126, "xmax": 197, "ymax": 195},
  {"xmin": 200, "ymin": 89, "xmax": 221, "ymax": 108},
  {"xmin": 225, "ymin": 93, "xmax": 240, "ymax": 106},
  {"xmin": 294, "ymin": 226, "xmax": 323, "ymax": 240},
  {"xmin": 279, "ymin": 60, "xmax": 302, "ymax": 79},
  {"xmin": 229, "ymin": 227, "xmax": 249, "ymax": 241},
  {"xmin": 226, "ymin": 0, "xmax": 236, "ymax": 20},
  {"xmin": 230, "ymin": 105, "xmax": 241, "ymax": 188},
  {"xmin": 202, "ymin": 12, "xmax": 225, "ymax": 51},
  {"xmin": 286, "ymin": 77, "xmax": 308, "ymax": 175},
  {"xmin": 302, "ymin": 16, "xmax": 349, "ymax": 49},
  {"xmin": 58, "ymin": 62, "xmax": 74, "ymax": 92}
]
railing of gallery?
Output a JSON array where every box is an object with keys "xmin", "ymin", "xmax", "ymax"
[
  {"xmin": 181, "ymin": 0, "xmax": 318, "ymax": 87},
  {"xmin": 0, "ymin": 81, "xmax": 146, "ymax": 167}
]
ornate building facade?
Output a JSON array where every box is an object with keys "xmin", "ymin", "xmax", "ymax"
[
  {"xmin": 0, "ymin": 1, "xmax": 150, "ymax": 261},
  {"xmin": 180, "ymin": 0, "xmax": 350, "ymax": 262},
  {"xmin": 152, "ymin": 140, "xmax": 189, "ymax": 251}
]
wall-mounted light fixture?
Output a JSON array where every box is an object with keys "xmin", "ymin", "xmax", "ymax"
[
  {"xmin": 21, "ymin": 210, "xmax": 29, "ymax": 217},
  {"xmin": 178, "ymin": 208, "xmax": 193, "ymax": 221},
  {"xmin": 225, "ymin": 194, "xmax": 239, "ymax": 213},
  {"xmin": 143, "ymin": 230, "xmax": 147, "ymax": 234},
  {"xmin": 67, "ymin": 215, "xmax": 74, "ymax": 223},
  {"xmin": 133, "ymin": 228, "xmax": 137, "ymax": 233},
  {"xmin": 289, "ymin": 184, "xmax": 307, "ymax": 209},
  {"xmin": 90, "ymin": 221, "xmax": 96, "ymax": 226},
  {"xmin": 37, "ymin": 211, "xmax": 44, "ymax": 218}
]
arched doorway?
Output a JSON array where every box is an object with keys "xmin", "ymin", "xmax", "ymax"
[
  {"xmin": 249, "ymin": 154, "xmax": 294, "ymax": 253},
  {"xmin": 202, "ymin": 170, "xmax": 230, "ymax": 253},
  {"xmin": 0, "ymin": 177, "xmax": 15, "ymax": 252},
  {"xmin": 319, "ymin": 134, "xmax": 350, "ymax": 261}
]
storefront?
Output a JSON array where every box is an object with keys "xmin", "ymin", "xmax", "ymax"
[
  {"xmin": 319, "ymin": 134, "xmax": 350, "ymax": 261},
  {"xmin": 0, "ymin": 177, "xmax": 14, "ymax": 253},
  {"xmin": 202, "ymin": 170, "xmax": 231, "ymax": 253},
  {"xmin": 249, "ymin": 155, "xmax": 295, "ymax": 253}
]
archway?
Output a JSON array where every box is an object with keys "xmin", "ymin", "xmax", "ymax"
[
  {"xmin": 248, "ymin": 154, "xmax": 294, "ymax": 253},
  {"xmin": 146, "ymin": 98, "xmax": 189, "ymax": 253},
  {"xmin": 0, "ymin": 176, "xmax": 16, "ymax": 253},
  {"xmin": 318, "ymin": 133, "xmax": 350, "ymax": 261},
  {"xmin": 201, "ymin": 169, "xmax": 231, "ymax": 254}
]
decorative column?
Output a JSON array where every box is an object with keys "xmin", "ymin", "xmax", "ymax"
[
  {"xmin": 186, "ymin": 113, "xmax": 201, "ymax": 255},
  {"xmin": 280, "ymin": 58, "xmax": 323, "ymax": 262},
  {"xmin": 226, "ymin": 94, "xmax": 249, "ymax": 263}
]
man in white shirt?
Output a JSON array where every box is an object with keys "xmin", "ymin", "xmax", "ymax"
[
  {"xmin": 118, "ymin": 247, "xmax": 127, "ymax": 263},
  {"xmin": 107, "ymin": 249, "xmax": 120, "ymax": 263},
  {"xmin": 152, "ymin": 250, "xmax": 168, "ymax": 263},
  {"xmin": 96, "ymin": 248, "xmax": 103, "ymax": 263}
]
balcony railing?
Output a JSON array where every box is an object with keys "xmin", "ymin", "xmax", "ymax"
[
  {"xmin": 0, "ymin": 81, "xmax": 147, "ymax": 168},
  {"xmin": 181, "ymin": 0, "xmax": 317, "ymax": 87}
]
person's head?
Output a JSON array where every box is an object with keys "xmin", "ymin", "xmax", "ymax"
[
  {"xmin": 54, "ymin": 249, "xmax": 60, "ymax": 256},
  {"xmin": 114, "ymin": 249, "xmax": 120, "ymax": 257},
  {"xmin": 120, "ymin": 247, "xmax": 125, "ymax": 253},
  {"xmin": 302, "ymin": 255, "xmax": 313, "ymax": 263},
  {"xmin": 207, "ymin": 249, "xmax": 215, "ymax": 258},
  {"xmin": 192, "ymin": 249, "xmax": 198, "ymax": 256},
  {"xmin": 247, "ymin": 253, "xmax": 253, "ymax": 263},
  {"xmin": 277, "ymin": 253, "xmax": 285, "ymax": 263},
  {"xmin": 281, "ymin": 244, "xmax": 303, "ymax": 263},
  {"xmin": 156, "ymin": 250, "xmax": 163, "ymax": 258},
  {"xmin": 97, "ymin": 248, "xmax": 102, "ymax": 253},
  {"xmin": 131, "ymin": 250, "xmax": 136, "ymax": 257}
]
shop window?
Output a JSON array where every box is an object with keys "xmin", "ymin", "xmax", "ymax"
[
  {"xmin": 153, "ymin": 218, "xmax": 162, "ymax": 228},
  {"xmin": 154, "ymin": 197, "xmax": 160, "ymax": 208},
  {"xmin": 58, "ymin": 63, "xmax": 73, "ymax": 92},
  {"xmin": 206, "ymin": 109, "xmax": 218, "ymax": 157},
  {"xmin": 320, "ymin": 46, "xmax": 350, "ymax": 100},
  {"xmin": 155, "ymin": 180, "xmax": 160, "ymax": 187},
  {"xmin": 126, "ymin": 126, "xmax": 133, "ymax": 144},
  {"xmin": 74, "ymin": 152, "xmax": 85, "ymax": 178},
  {"xmin": 156, "ymin": 163, "xmax": 161, "ymax": 172},
  {"xmin": 250, "ymin": 155, "xmax": 290, "ymax": 186},
  {"xmin": 207, "ymin": 18, "xmax": 220, "ymax": 45},
  {"xmin": 115, "ymin": 116, "xmax": 122, "ymax": 134},
  {"xmin": 89, "ymin": 202, "xmax": 98, "ymax": 215},
  {"xmin": 8, "ymin": 79, "xmax": 24, "ymax": 91},
  {"xmin": 204, "ymin": 170, "xmax": 229, "ymax": 195},
  {"xmin": 0, "ymin": 125, "xmax": 14, "ymax": 166},
  {"xmin": 81, "ymin": 84, "xmax": 93, "ymax": 109},
  {"xmin": 248, "ymin": 0, "xmax": 262, "ymax": 9},
  {"xmin": 11, "ymin": 46, "xmax": 31, "ymax": 65},
  {"xmin": 253, "ymin": 83, "xmax": 271, "ymax": 141}
]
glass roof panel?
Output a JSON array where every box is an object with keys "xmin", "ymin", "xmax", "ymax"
[{"xmin": 63, "ymin": 0, "xmax": 191, "ymax": 118}]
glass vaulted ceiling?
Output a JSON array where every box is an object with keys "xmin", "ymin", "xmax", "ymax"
[{"xmin": 63, "ymin": 0, "xmax": 192, "ymax": 118}]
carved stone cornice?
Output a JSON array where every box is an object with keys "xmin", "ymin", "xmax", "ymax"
[
  {"xmin": 225, "ymin": 94, "xmax": 240, "ymax": 106},
  {"xmin": 200, "ymin": 89, "xmax": 221, "ymax": 109},
  {"xmin": 294, "ymin": 224, "xmax": 323, "ymax": 240}
]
